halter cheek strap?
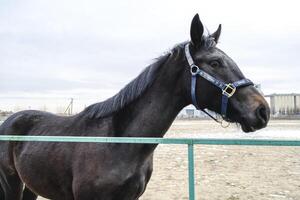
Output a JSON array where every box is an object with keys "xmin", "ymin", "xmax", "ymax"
[{"xmin": 185, "ymin": 43, "xmax": 254, "ymax": 119}]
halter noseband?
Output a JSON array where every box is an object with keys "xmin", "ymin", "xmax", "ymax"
[{"xmin": 184, "ymin": 43, "xmax": 253, "ymax": 121}]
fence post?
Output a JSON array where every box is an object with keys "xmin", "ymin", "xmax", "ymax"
[{"xmin": 188, "ymin": 143, "xmax": 195, "ymax": 200}]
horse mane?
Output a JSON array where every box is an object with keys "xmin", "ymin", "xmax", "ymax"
[
  {"xmin": 80, "ymin": 38, "xmax": 215, "ymax": 119},
  {"xmin": 81, "ymin": 53, "xmax": 172, "ymax": 119}
]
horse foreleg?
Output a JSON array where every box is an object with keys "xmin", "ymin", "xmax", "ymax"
[
  {"xmin": 0, "ymin": 185, "xmax": 5, "ymax": 200},
  {"xmin": 22, "ymin": 186, "xmax": 38, "ymax": 200},
  {"xmin": 1, "ymin": 174, "xmax": 23, "ymax": 200}
]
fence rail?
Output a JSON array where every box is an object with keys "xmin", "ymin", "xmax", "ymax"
[{"xmin": 1, "ymin": 135, "xmax": 300, "ymax": 200}]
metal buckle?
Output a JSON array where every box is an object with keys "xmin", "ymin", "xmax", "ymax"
[
  {"xmin": 222, "ymin": 83, "xmax": 236, "ymax": 97},
  {"xmin": 190, "ymin": 64, "xmax": 199, "ymax": 75}
]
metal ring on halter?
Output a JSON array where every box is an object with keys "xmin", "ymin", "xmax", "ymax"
[
  {"xmin": 221, "ymin": 119, "xmax": 231, "ymax": 128},
  {"xmin": 190, "ymin": 64, "xmax": 199, "ymax": 75}
]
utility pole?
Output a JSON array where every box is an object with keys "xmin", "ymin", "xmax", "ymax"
[{"xmin": 64, "ymin": 98, "xmax": 74, "ymax": 115}]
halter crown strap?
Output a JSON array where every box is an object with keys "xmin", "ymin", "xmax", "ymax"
[{"xmin": 185, "ymin": 43, "xmax": 254, "ymax": 118}]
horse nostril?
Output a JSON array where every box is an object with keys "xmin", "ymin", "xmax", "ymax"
[{"xmin": 256, "ymin": 105, "xmax": 268, "ymax": 124}]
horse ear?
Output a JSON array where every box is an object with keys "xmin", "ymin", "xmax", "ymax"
[
  {"xmin": 211, "ymin": 24, "xmax": 222, "ymax": 43},
  {"xmin": 190, "ymin": 14, "xmax": 204, "ymax": 47}
]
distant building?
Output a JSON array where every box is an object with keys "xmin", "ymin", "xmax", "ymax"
[
  {"xmin": 177, "ymin": 105, "xmax": 218, "ymax": 119},
  {"xmin": 265, "ymin": 93, "xmax": 300, "ymax": 115}
]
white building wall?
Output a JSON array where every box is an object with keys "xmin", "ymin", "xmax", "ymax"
[
  {"xmin": 271, "ymin": 95, "xmax": 300, "ymax": 115},
  {"xmin": 296, "ymin": 96, "xmax": 300, "ymax": 113}
]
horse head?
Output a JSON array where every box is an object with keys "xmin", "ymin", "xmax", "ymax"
[{"xmin": 184, "ymin": 14, "xmax": 270, "ymax": 132}]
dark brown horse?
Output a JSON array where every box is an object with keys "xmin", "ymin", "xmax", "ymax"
[{"xmin": 0, "ymin": 14, "xmax": 270, "ymax": 200}]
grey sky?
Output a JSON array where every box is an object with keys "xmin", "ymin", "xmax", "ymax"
[{"xmin": 0, "ymin": 0, "xmax": 300, "ymax": 112}]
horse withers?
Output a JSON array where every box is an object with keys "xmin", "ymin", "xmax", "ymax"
[{"xmin": 0, "ymin": 14, "xmax": 269, "ymax": 200}]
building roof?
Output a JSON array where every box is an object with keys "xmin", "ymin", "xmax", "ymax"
[{"xmin": 265, "ymin": 93, "xmax": 300, "ymax": 97}]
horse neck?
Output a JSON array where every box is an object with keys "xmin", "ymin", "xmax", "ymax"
[{"xmin": 115, "ymin": 54, "xmax": 189, "ymax": 138}]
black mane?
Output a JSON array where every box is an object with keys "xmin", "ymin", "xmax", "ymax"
[
  {"xmin": 80, "ymin": 37, "xmax": 217, "ymax": 120},
  {"xmin": 81, "ymin": 53, "xmax": 171, "ymax": 119}
]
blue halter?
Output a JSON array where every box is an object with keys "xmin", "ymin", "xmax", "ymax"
[{"xmin": 184, "ymin": 43, "xmax": 254, "ymax": 121}]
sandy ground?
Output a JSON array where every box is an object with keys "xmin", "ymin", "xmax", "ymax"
[{"xmin": 36, "ymin": 120, "xmax": 300, "ymax": 200}]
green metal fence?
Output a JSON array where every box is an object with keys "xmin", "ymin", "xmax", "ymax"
[{"xmin": 1, "ymin": 135, "xmax": 300, "ymax": 200}]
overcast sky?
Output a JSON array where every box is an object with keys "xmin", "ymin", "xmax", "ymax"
[{"xmin": 0, "ymin": 0, "xmax": 300, "ymax": 112}]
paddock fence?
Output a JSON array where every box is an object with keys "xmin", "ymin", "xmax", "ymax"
[{"xmin": 1, "ymin": 135, "xmax": 300, "ymax": 200}]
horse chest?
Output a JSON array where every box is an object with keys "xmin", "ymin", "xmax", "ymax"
[
  {"xmin": 113, "ymin": 169, "xmax": 149, "ymax": 199},
  {"xmin": 73, "ymin": 157, "xmax": 153, "ymax": 200}
]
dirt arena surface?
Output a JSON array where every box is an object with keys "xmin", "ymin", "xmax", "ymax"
[{"xmin": 38, "ymin": 120, "xmax": 300, "ymax": 200}]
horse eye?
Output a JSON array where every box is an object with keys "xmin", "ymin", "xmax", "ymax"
[{"xmin": 209, "ymin": 60, "xmax": 220, "ymax": 68}]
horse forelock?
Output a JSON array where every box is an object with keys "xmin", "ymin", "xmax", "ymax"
[{"xmin": 202, "ymin": 35, "xmax": 217, "ymax": 49}]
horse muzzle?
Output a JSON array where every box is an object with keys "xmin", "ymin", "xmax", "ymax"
[{"xmin": 228, "ymin": 86, "xmax": 270, "ymax": 132}]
